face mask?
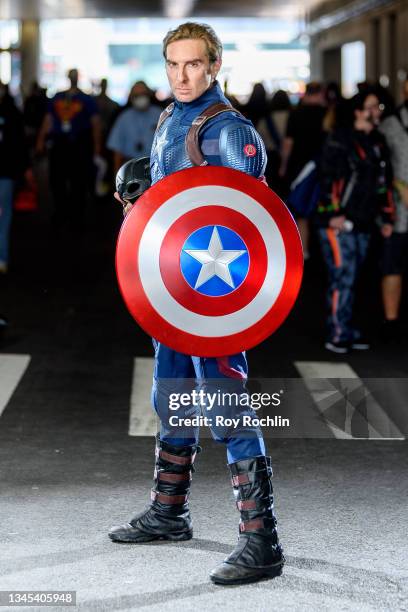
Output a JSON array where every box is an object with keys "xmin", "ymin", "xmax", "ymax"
[{"xmin": 132, "ymin": 95, "xmax": 150, "ymax": 111}]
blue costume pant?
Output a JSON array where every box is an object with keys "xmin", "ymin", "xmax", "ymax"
[
  {"xmin": 318, "ymin": 228, "xmax": 370, "ymax": 343},
  {"xmin": 151, "ymin": 340, "xmax": 266, "ymax": 464}
]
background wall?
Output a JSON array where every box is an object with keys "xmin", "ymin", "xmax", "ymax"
[{"xmin": 309, "ymin": 0, "xmax": 408, "ymax": 101}]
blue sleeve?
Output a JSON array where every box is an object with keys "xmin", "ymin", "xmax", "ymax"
[
  {"xmin": 107, "ymin": 113, "xmax": 126, "ymax": 153},
  {"xmin": 200, "ymin": 113, "xmax": 267, "ymax": 178}
]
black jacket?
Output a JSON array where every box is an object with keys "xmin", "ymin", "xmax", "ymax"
[
  {"xmin": 315, "ymin": 126, "xmax": 394, "ymax": 231},
  {"xmin": 0, "ymin": 99, "xmax": 28, "ymax": 179}
]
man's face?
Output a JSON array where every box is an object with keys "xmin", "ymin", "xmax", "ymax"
[{"xmin": 165, "ymin": 39, "xmax": 221, "ymax": 103}]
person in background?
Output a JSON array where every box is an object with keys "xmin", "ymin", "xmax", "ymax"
[
  {"xmin": 323, "ymin": 81, "xmax": 347, "ymax": 132},
  {"xmin": 245, "ymin": 83, "xmax": 280, "ymax": 187},
  {"xmin": 36, "ymin": 68, "xmax": 102, "ymax": 230},
  {"xmin": 315, "ymin": 90, "xmax": 394, "ymax": 354},
  {"xmin": 0, "ymin": 83, "xmax": 29, "ymax": 274},
  {"xmin": 93, "ymin": 78, "xmax": 120, "ymax": 196},
  {"xmin": 256, "ymin": 89, "xmax": 291, "ymax": 193},
  {"xmin": 279, "ymin": 82, "xmax": 328, "ymax": 258},
  {"xmin": 23, "ymin": 81, "xmax": 48, "ymax": 150},
  {"xmin": 93, "ymin": 78, "xmax": 120, "ymax": 145},
  {"xmin": 245, "ymin": 82, "xmax": 269, "ymax": 126},
  {"xmin": 269, "ymin": 90, "xmax": 292, "ymax": 142},
  {"xmin": 107, "ymin": 81, "xmax": 162, "ymax": 174},
  {"xmin": 222, "ymin": 76, "xmax": 242, "ymax": 110},
  {"xmin": 378, "ymin": 79, "xmax": 408, "ymax": 342}
]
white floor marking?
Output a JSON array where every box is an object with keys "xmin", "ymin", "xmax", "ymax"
[
  {"xmin": 128, "ymin": 358, "xmax": 157, "ymax": 436},
  {"xmin": 0, "ymin": 354, "xmax": 31, "ymax": 418},
  {"xmin": 294, "ymin": 361, "xmax": 404, "ymax": 440}
]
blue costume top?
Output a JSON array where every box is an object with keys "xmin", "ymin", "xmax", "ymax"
[
  {"xmin": 150, "ymin": 81, "xmax": 266, "ymax": 183},
  {"xmin": 149, "ymin": 81, "xmax": 267, "ymax": 461}
]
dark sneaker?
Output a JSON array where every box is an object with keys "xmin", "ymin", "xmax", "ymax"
[
  {"xmin": 324, "ymin": 340, "xmax": 350, "ymax": 354},
  {"xmin": 351, "ymin": 336, "xmax": 370, "ymax": 350},
  {"xmin": 0, "ymin": 315, "xmax": 7, "ymax": 343}
]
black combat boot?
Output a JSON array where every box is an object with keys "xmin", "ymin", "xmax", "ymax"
[
  {"xmin": 108, "ymin": 435, "xmax": 199, "ymax": 543},
  {"xmin": 210, "ymin": 456, "xmax": 285, "ymax": 585}
]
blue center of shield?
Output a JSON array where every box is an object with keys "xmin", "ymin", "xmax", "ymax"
[{"xmin": 180, "ymin": 225, "xmax": 249, "ymax": 296}]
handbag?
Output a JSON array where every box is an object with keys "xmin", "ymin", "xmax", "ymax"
[{"xmin": 14, "ymin": 173, "xmax": 39, "ymax": 212}]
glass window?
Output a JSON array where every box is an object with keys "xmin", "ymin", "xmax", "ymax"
[
  {"xmin": 40, "ymin": 17, "xmax": 310, "ymax": 103},
  {"xmin": 0, "ymin": 51, "xmax": 11, "ymax": 83},
  {"xmin": 0, "ymin": 20, "xmax": 20, "ymax": 49},
  {"xmin": 341, "ymin": 41, "xmax": 366, "ymax": 98}
]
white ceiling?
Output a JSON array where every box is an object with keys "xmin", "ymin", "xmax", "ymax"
[{"xmin": 0, "ymin": 0, "xmax": 324, "ymax": 20}]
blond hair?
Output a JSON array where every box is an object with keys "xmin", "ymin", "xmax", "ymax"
[{"xmin": 163, "ymin": 22, "xmax": 222, "ymax": 63}]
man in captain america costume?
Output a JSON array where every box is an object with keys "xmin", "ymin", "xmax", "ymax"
[{"xmin": 109, "ymin": 22, "xmax": 285, "ymax": 586}]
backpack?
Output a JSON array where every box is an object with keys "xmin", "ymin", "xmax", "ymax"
[{"xmin": 287, "ymin": 160, "xmax": 321, "ymax": 218}]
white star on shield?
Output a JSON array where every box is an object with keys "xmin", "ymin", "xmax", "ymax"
[{"xmin": 184, "ymin": 226, "xmax": 246, "ymax": 289}]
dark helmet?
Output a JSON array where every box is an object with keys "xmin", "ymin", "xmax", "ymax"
[{"xmin": 115, "ymin": 156, "xmax": 151, "ymax": 204}]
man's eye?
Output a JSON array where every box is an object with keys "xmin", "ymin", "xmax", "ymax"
[{"xmin": 189, "ymin": 62, "xmax": 198, "ymax": 68}]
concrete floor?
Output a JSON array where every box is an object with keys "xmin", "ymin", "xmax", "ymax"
[
  {"xmin": 0, "ymin": 206, "xmax": 407, "ymax": 611},
  {"xmin": 1, "ymin": 433, "xmax": 407, "ymax": 611}
]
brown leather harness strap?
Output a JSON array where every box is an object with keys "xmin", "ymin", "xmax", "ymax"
[
  {"xmin": 231, "ymin": 473, "xmax": 251, "ymax": 486},
  {"xmin": 236, "ymin": 499, "xmax": 257, "ymax": 511},
  {"xmin": 157, "ymin": 448, "xmax": 196, "ymax": 465},
  {"xmin": 232, "ymin": 469, "xmax": 272, "ymax": 488},
  {"xmin": 185, "ymin": 102, "xmax": 244, "ymax": 166},
  {"xmin": 156, "ymin": 102, "xmax": 175, "ymax": 131},
  {"xmin": 150, "ymin": 490, "xmax": 188, "ymax": 505},
  {"xmin": 154, "ymin": 100, "xmax": 243, "ymax": 167},
  {"xmin": 239, "ymin": 518, "xmax": 265, "ymax": 532},
  {"xmin": 156, "ymin": 471, "xmax": 191, "ymax": 483}
]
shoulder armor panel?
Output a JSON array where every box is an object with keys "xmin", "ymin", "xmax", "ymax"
[{"xmin": 219, "ymin": 123, "xmax": 267, "ymax": 177}]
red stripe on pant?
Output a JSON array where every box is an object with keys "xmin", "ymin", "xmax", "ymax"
[{"xmin": 216, "ymin": 357, "xmax": 246, "ymax": 380}]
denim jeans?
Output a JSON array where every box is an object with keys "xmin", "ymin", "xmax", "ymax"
[
  {"xmin": 0, "ymin": 178, "xmax": 14, "ymax": 265},
  {"xmin": 318, "ymin": 228, "xmax": 370, "ymax": 343}
]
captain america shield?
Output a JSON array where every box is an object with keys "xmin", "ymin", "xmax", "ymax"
[{"xmin": 116, "ymin": 166, "xmax": 303, "ymax": 357}]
